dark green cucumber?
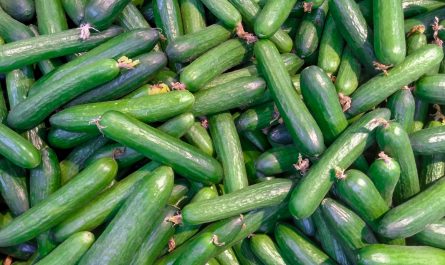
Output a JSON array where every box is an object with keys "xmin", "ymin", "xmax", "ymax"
[
  {"xmin": 0, "ymin": 0, "xmax": 34, "ymax": 22},
  {"xmin": 233, "ymin": 239, "xmax": 263, "ymax": 265},
  {"xmin": 254, "ymin": 145, "xmax": 299, "ymax": 176},
  {"xmin": 250, "ymin": 234, "xmax": 286, "ymax": 265},
  {"xmin": 0, "ymin": 158, "xmax": 117, "ymax": 246},
  {"xmin": 185, "ymin": 122, "xmax": 214, "ymax": 156},
  {"xmin": 66, "ymin": 52, "xmax": 167, "ymax": 106},
  {"xmin": 352, "ymin": 155, "xmax": 370, "ymax": 172},
  {"xmin": 329, "ymin": 0, "xmax": 377, "ymax": 72},
  {"xmin": 78, "ymin": 166, "xmax": 174, "ymax": 265},
  {"xmin": 28, "ymin": 24, "xmax": 61, "ymax": 75},
  {"xmin": 99, "ymin": 111, "xmax": 223, "ymax": 184},
  {"xmin": 275, "ymin": 223, "xmax": 336, "ymax": 265},
  {"xmin": 404, "ymin": 8, "xmax": 445, "ymax": 37},
  {"xmin": 180, "ymin": 39, "xmax": 252, "ymax": 92},
  {"xmin": 153, "ymin": 0, "xmax": 184, "ymax": 43},
  {"xmin": 412, "ymin": 218, "xmax": 445, "ymax": 249},
  {"xmin": 317, "ymin": 14, "xmax": 345, "ymax": 75},
  {"xmin": 346, "ymin": 44, "xmax": 443, "ymax": 118},
  {"xmin": 357, "ymin": 244, "xmax": 445, "ymax": 265},
  {"xmin": 290, "ymin": 108, "xmax": 390, "ymax": 219},
  {"xmin": 268, "ymin": 124, "xmax": 293, "ymax": 145},
  {"xmin": 182, "ymin": 178, "xmax": 292, "ymax": 224},
  {"xmin": 34, "ymin": 232, "xmax": 94, "ymax": 265},
  {"xmin": 199, "ymin": 0, "xmax": 241, "ymax": 29},
  {"xmin": 242, "ymin": 130, "xmax": 271, "ymax": 152},
  {"xmin": 373, "ymin": 0, "xmax": 406, "ymax": 65},
  {"xmin": 210, "ymin": 113, "xmax": 248, "ymax": 193},
  {"xmin": 117, "ymin": 3, "xmax": 151, "ymax": 30},
  {"xmin": 254, "ymin": 0, "xmax": 298, "ymax": 38},
  {"xmin": 192, "ymin": 77, "xmax": 267, "ymax": 117},
  {"xmin": 5, "ymin": 66, "xmax": 34, "ymax": 108},
  {"xmin": 0, "ymin": 123, "xmax": 40, "ymax": 168},
  {"xmin": 85, "ymin": 143, "xmax": 144, "ymax": 168},
  {"xmin": 151, "ymin": 68, "xmax": 179, "ymax": 88},
  {"xmin": 294, "ymin": 217, "xmax": 316, "ymax": 238},
  {"xmin": 216, "ymin": 248, "xmax": 239, "ymax": 265},
  {"xmin": 415, "ymin": 74, "xmax": 445, "ymax": 104},
  {"xmin": 335, "ymin": 46, "xmax": 361, "ymax": 96},
  {"xmin": 300, "ymin": 65, "xmax": 348, "ymax": 144},
  {"xmin": 367, "ymin": 153, "xmax": 401, "ymax": 206},
  {"xmin": 83, "ymin": 0, "xmax": 131, "ymax": 30},
  {"xmin": 255, "ymin": 39, "xmax": 325, "ymax": 157},
  {"xmin": 166, "ymin": 24, "xmax": 231, "ymax": 63},
  {"xmin": 413, "ymin": 98, "xmax": 429, "ymax": 132},
  {"xmin": 407, "ymin": 27, "xmax": 427, "ymax": 55},
  {"xmin": 335, "ymin": 169, "xmax": 389, "ymax": 230},
  {"xmin": 387, "ymin": 88, "xmax": 415, "ymax": 133},
  {"xmin": 0, "ymin": 5, "xmax": 33, "ymax": 42},
  {"xmin": 376, "ymin": 121, "xmax": 420, "ymax": 204},
  {"xmin": 61, "ymin": 0, "xmax": 87, "ymax": 26},
  {"xmin": 236, "ymin": 103, "xmax": 277, "ymax": 132},
  {"xmin": 0, "ymin": 83, "xmax": 7, "ymax": 123},
  {"xmin": 403, "ymin": 0, "xmax": 445, "ymax": 18},
  {"xmin": 180, "ymin": 0, "xmax": 206, "ymax": 34},
  {"xmin": 294, "ymin": 0, "xmax": 329, "ymax": 58},
  {"xmin": 0, "ymin": 160, "xmax": 29, "ymax": 216},
  {"xmin": 419, "ymin": 121, "xmax": 445, "ymax": 188},
  {"xmin": 321, "ymin": 198, "xmax": 378, "ymax": 251},
  {"xmin": 378, "ymin": 177, "xmax": 445, "ymax": 238},
  {"xmin": 47, "ymin": 128, "xmax": 97, "ymax": 149},
  {"xmin": 35, "ymin": 0, "xmax": 68, "ymax": 34},
  {"xmin": 410, "ymin": 125, "xmax": 445, "ymax": 155}
]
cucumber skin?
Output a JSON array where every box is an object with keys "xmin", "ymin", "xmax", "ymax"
[
  {"xmin": 415, "ymin": 74, "xmax": 445, "ymax": 104},
  {"xmin": 153, "ymin": 0, "xmax": 184, "ymax": 43},
  {"xmin": 117, "ymin": 3, "xmax": 151, "ymax": 30},
  {"xmin": 410, "ymin": 125, "xmax": 445, "ymax": 155},
  {"xmin": 254, "ymin": 0, "xmax": 298, "ymax": 38},
  {"xmin": 419, "ymin": 121, "xmax": 445, "ymax": 188},
  {"xmin": 404, "ymin": 8, "xmax": 445, "ymax": 37},
  {"xmin": 346, "ymin": 44, "xmax": 443, "ymax": 118},
  {"xmin": 215, "ymin": 248, "xmax": 239, "ymax": 265},
  {"xmin": 84, "ymin": 0, "xmax": 132, "ymax": 29},
  {"xmin": 335, "ymin": 46, "xmax": 361, "ymax": 96},
  {"xmin": 233, "ymin": 239, "xmax": 263, "ymax": 265},
  {"xmin": 387, "ymin": 89, "xmax": 415, "ymax": 133},
  {"xmin": 236, "ymin": 103, "xmax": 276, "ymax": 132},
  {"xmin": 255, "ymin": 145, "xmax": 299, "ymax": 176},
  {"xmin": 0, "ymin": 160, "xmax": 29, "ymax": 216},
  {"xmin": 250, "ymin": 234, "xmax": 286, "ymax": 265},
  {"xmin": 407, "ymin": 31, "xmax": 427, "ymax": 55},
  {"xmin": 367, "ymin": 156, "xmax": 401, "ymax": 207},
  {"xmin": 290, "ymin": 108, "xmax": 390, "ymax": 219},
  {"xmin": 100, "ymin": 111, "xmax": 223, "ymax": 185},
  {"xmin": 35, "ymin": 0, "xmax": 68, "ymax": 35},
  {"xmin": 0, "ymin": 0, "xmax": 34, "ymax": 22},
  {"xmin": 413, "ymin": 98, "xmax": 429, "ymax": 132},
  {"xmin": 317, "ymin": 14, "xmax": 345, "ymax": 75},
  {"xmin": 185, "ymin": 122, "xmax": 214, "ymax": 156},
  {"xmin": 0, "ymin": 158, "xmax": 117, "ymax": 247},
  {"xmin": 412, "ymin": 219, "xmax": 445, "ymax": 249},
  {"xmin": 0, "ymin": 5, "xmax": 34, "ymax": 42},
  {"xmin": 48, "ymin": 129, "xmax": 97, "ymax": 149},
  {"xmin": 255, "ymin": 39, "xmax": 325, "ymax": 157},
  {"xmin": 199, "ymin": 0, "xmax": 241, "ymax": 28},
  {"xmin": 61, "ymin": 0, "xmax": 87, "ymax": 26},
  {"xmin": 180, "ymin": 0, "xmax": 206, "ymax": 34}
]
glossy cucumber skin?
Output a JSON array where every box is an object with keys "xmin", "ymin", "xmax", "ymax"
[
  {"xmin": 346, "ymin": 44, "xmax": 443, "ymax": 118},
  {"xmin": 180, "ymin": 0, "xmax": 206, "ymax": 34},
  {"xmin": 300, "ymin": 65, "xmax": 348, "ymax": 144},
  {"xmin": 7, "ymin": 59, "xmax": 120, "ymax": 130},
  {"xmin": 209, "ymin": 113, "xmax": 248, "ymax": 193},
  {"xmin": 419, "ymin": 121, "xmax": 445, "ymax": 188},
  {"xmin": 35, "ymin": 0, "xmax": 68, "ymax": 35},
  {"xmin": 153, "ymin": 0, "xmax": 184, "ymax": 43},
  {"xmin": 166, "ymin": 24, "xmax": 231, "ymax": 63},
  {"xmin": 377, "ymin": 122, "xmax": 420, "ymax": 204},
  {"xmin": 378, "ymin": 177, "xmax": 445, "ymax": 239},
  {"xmin": 242, "ymin": 130, "xmax": 270, "ymax": 152},
  {"xmin": 84, "ymin": 0, "xmax": 132, "ymax": 29},
  {"xmin": 268, "ymin": 124, "xmax": 293, "ymax": 145},
  {"xmin": 403, "ymin": 0, "xmax": 445, "ymax": 18},
  {"xmin": 290, "ymin": 108, "xmax": 391, "ymax": 219},
  {"xmin": 0, "ymin": 160, "xmax": 29, "ymax": 216},
  {"xmin": 0, "ymin": 26, "xmax": 122, "ymax": 73},
  {"xmin": 294, "ymin": 0, "xmax": 329, "ymax": 58},
  {"xmin": 412, "ymin": 218, "xmax": 445, "ymax": 249},
  {"xmin": 250, "ymin": 234, "xmax": 286, "ymax": 265},
  {"xmin": 367, "ymin": 155, "xmax": 401, "ymax": 207},
  {"xmin": 0, "ymin": 158, "xmax": 117, "ymax": 247},
  {"xmin": 236, "ymin": 103, "xmax": 276, "ymax": 131},
  {"xmin": 254, "ymin": 145, "xmax": 299, "ymax": 176},
  {"xmin": 233, "ymin": 239, "xmax": 263, "ymax": 265},
  {"xmin": 373, "ymin": 0, "xmax": 406, "ymax": 65},
  {"xmin": 294, "ymin": 217, "xmax": 316, "ymax": 238},
  {"xmin": 216, "ymin": 248, "xmax": 239, "ymax": 265},
  {"xmin": 254, "ymin": 0, "xmax": 298, "ymax": 38},
  {"xmin": 413, "ymin": 98, "xmax": 429, "ymax": 132},
  {"xmin": 200, "ymin": 0, "xmax": 240, "ymax": 28},
  {"xmin": 79, "ymin": 166, "xmax": 174, "ymax": 265},
  {"xmin": 182, "ymin": 178, "xmax": 292, "ymax": 225},
  {"xmin": 387, "ymin": 89, "xmax": 415, "ymax": 133},
  {"xmin": 0, "ymin": 0, "xmax": 34, "ymax": 22},
  {"xmin": 85, "ymin": 143, "xmax": 144, "ymax": 168},
  {"xmin": 5, "ymin": 66, "xmax": 34, "ymax": 109},
  {"xmin": 335, "ymin": 46, "xmax": 361, "ymax": 96},
  {"xmin": 117, "ymin": 3, "xmax": 151, "ymax": 30},
  {"xmin": 0, "ymin": 5, "xmax": 34, "ymax": 42},
  {"xmin": 407, "ymin": 30, "xmax": 427, "ymax": 55},
  {"xmin": 100, "ymin": 111, "xmax": 223, "ymax": 185},
  {"xmin": 410, "ymin": 125, "xmax": 445, "ymax": 155},
  {"xmin": 185, "ymin": 122, "xmax": 214, "ymax": 156},
  {"xmin": 0, "ymin": 123, "xmax": 40, "ymax": 168},
  {"xmin": 404, "ymin": 8, "xmax": 445, "ymax": 37},
  {"xmin": 192, "ymin": 77, "xmax": 267, "ymax": 116},
  {"xmin": 61, "ymin": 0, "xmax": 87, "ymax": 25},
  {"xmin": 255, "ymin": 39, "xmax": 325, "ymax": 157},
  {"xmin": 415, "ymin": 74, "xmax": 445, "ymax": 104},
  {"xmin": 275, "ymin": 223, "xmax": 336, "ymax": 265},
  {"xmin": 48, "ymin": 129, "xmax": 97, "ymax": 149},
  {"xmin": 357, "ymin": 244, "xmax": 445, "ymax": 265},
  {"xmin": 318, "ymin": 14, "xmax": 345, "ymax": 75},
  {"xmin": 180, "ymin": 39, "xmax": 252, "ymax": 92},
  {"xmin": 34, "ymin": 232, "xmax": 94, "ymax": 265}
]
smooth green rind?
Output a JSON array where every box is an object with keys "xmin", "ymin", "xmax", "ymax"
[
  {"xmin": 367, "ymin": 155, "xmax": 401, "ymax": 207},
  {"xmin": 254, "ymin": 0, "xmax": 298, "ymax": 38},
  {"xmin": 0, "ymin": 160, "xmax": 29, "ymax": 216},
  {"xmin": 84, "ymin": 0, "xmax": 131, "ymax": 29},
  {"xmin": 415, "ymin": 74, "xmax": 445, "ymax": 104},
  {"xmin": 413, "ymin": 98, "xmax": 429, "ymax": 132},
  {"xmin": 0, "ymin": 0, "xmax": 34, "ymax": 22},
  {"xmin": 0, "ymin": 124, "xmax": 40, "ymax": 168},
  {"xmin": 35, "ymin": 0, "xmax": 68, "ymax": 35},
  {"xmin": 0, "ymin": 5, "xmax": 34, "ymax": 42},
  {"xmin": 412, "ymin": 219, "xmax": 445, "ymax": 249},
  {"xmin": 407, "ymin": 30, "xmax": 427, "ymax": 55},
  {"xmin": 317, "ymin": 14, "xmax": 345, "ymax": 74},
  {"xmin": 410, "ymin": 125, "xmax": 445, "ymax": 155},
  {"xmin": 254, "ymin": 145, "xmax": 299, "ymax": 176},
  {"xmin": 180, "ymin": 0, "xmax": 206, "ymax": 34},
  {"xmin": 61, "ymin": 0, "xmax": 87, "ymax": 25},
  {"xmin": 233, "ymin": 240, "xmax": 263, "ymax": 265},
  {"xmin": 387, "ymin": 89, "xmax": 415, "ymax": 133},
  {"xmin": 250, "ymin": 234, "xmax": 286, "ymax": 265},
  {"xmin": 335, "ymin": 46, "xmax": 361, "ymax": 96},
  {"xmin": 199, "ymin": 0, "xmax": 241, "ymax": 28},
  {"xmin": 117, "ymin": 3, "xmax": 151, "ymax": 30},
  {"xmin": 185, "ymin": 122, "xmax": 214, "ymax": 156},
  {"xmin": 48, "ymin": 129, "xmax": 97, "ymax": 149},
  {"xmin": 215, "ymin": 248, "xmax": 239, "ymax": 265}
]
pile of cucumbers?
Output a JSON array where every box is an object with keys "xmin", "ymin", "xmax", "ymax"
[{"xmin": 0, "ymin": 0, "xmax": 445, "ymax": 264}]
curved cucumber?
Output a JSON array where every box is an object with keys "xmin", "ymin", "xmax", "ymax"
[
  {"xmin": 335, "ymin": 46, "xmax": 361, "ymax": 96},
  {"xmin": 0, "ymin": 5, "xmax": 34, "ymax": 42},
  {"xmin": 367, "ymin": 153, "xmax": 401, "ymax": 206},
  {"xmin": 415, "ymin": 74, "xmax": 445, "ymax": 104},
  {"xmin": 387, "ymin": 88, "xmax": 415, "ymax": 133},
  {"xmin": 410, "ymin": 125, "xmax": 445, "ymax": 155},
  {"xmin": 317, "ymin": 14, "xmax": 345, "ymax": 75},
  {"xmin": 412, "ymin": 218, "xmax": 445, "ymax": 249},
  {"xmin": 254, "ymin": 145, "xmax": 299, "ymax": 176},
  {"xmin": 84, "ymin": 0, "xmax": 132, "ymax": 29},
  {"xmin": 254, "ymin": 0, "xmax": 298, "ymax": 38},
  {"xmin": 180, "ymin": 0, "xmax": 206, "ymax": 34},
  {"xmin": 250, "ymin": 234, "xmax": 286, "ymax": 265}
]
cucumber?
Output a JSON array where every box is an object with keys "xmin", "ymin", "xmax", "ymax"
[
  {"xmin": 61, "ymin": 0, "xmax": 87, "ymax": 26},
  {"xmin": 192, "ymin": 77, "xmax": 267, "ymax": 117},
  {"xmin": 48, "ymin": 128, "xmax": 97, "ymax": 149},
  {"xmin": 84, "ymin": 0, "xmax": 132, "ymax": 30},
  {"xmin": 153, "ymin": 0, "xmax": 184, "ymax": 43},
  {"xmin": 373, "ymin": 0, "xmax": 406, "ymax": 65},
  {"xmin": 275, "ymin": 223, "xmax": 336, "ymax": 265},
  {"xmin": 335, "ymin": 169, "xmax": 389, "ymax": 230},
  {"xmin": 412, "ymin": 218, "xmax": 445, "ymax": 249},
  {"xmin": 250, "ymin": 234, "xmax": 286, "ymax": 265},
  {"xmin": 387, "ymin": 88, "xmax": 415, "ymax": 133},
  {"xmin": 236, "ymin": 103, "xmax": 277, "ymax": 132},
  {"xmin": 268, "ymin": 124, "xmax": 293, "ymax": 145},
  {"xmin": 294, "ymin": 217, "xmax": 316, "ymax": 238},
  {"xmin": 0, "ymin": 83, "xmax": 7, "ymax": 123},
  {"xmin": 300, "ymin": 65, "xmax": 348, "ymax": 144},
  {"xmin": 35, "ymin": 0, "xmax": 68, "ymax": 35},
  {"xmin": 0, "ymin": 157, "xmax": 117, "ymax": 246},
  {"xmin": 329, "ymin": 0, "xmax": 377, "ymax": 72},
  {"xmin": 254, "ymin": 0, "xmax": 298, "ymax": 38},
  {"xmin": 99, "ymin": 111, "xmax": 223, "ymax": 184},
  {"xmin": 294, "ymin": 0, "xmax": 329, "ymax": 58},
  {"xmin": 403, "ymin": 0, "xmax": 445, "ymax": 18},
  {"xmin": 0, "ymin": 0, "xmax": 34, "ymax": 22},
  {"xmin": 34, "ymin": 232, "xmax": 94, "ymax": 265},
  {"xmin": 255, "ymin": 39, "xmax": 325, "ymax": 157},
  {"xmin": 367, "ymin": 153, "xmax": 401, "ymax": 206},
  {"xmin": 346, "ymin": 44, "xmax": 443, "ymax": 118},
  {"xmin": 289, "ymin": 108, "xmax": 390, "ymax": 219},
  {"xmin": 378, "ymin": 177, "xmax": 445, "ymax": 239},
  {"xmin": 185, "ymin": 122, "xmax": 214, "ymax": 156},
  {"xmin": 413, "ymin": 98, "xmax": 429, "ymax": 132},
  {"xmin": 0, "ymin": 5, "xmax": 34, "ymax": 42},
  {"xmin": 166, "ymin": 24, "xmax": 231, "ymax": 63},
  {"xmin": 210, "ymin": 113, "xmax": 248, "ymax": 193},
  {"xmin": 85, "ymin": 143, "xmax": 145, "ymax": 168},
  {"xmin": 181, "ymin": 178, "xmax": 292, "ymax": 225},
  {"xmin": 352, "ymin": 155, "xmax": 370, "ymax": 172},
  {"xmin": 180, "ymin": 0, "xmax": 206, "ymax": 34},
  {"xmin": 335, "ymin": 46, "xmax": 361, "ymax": 96},
  {"xmin": 415, "ymin": 74, "xmax": 445, "ymax": 104},
  {"xmin": 357, "ymin": 244, "xmax": 445, "ymax": 265},
  {"xmin": 404, "ymin": 8, "xmax": 445, "ymax": 37},
  {"xmin": 5, "ymin": 66, "xmax": 34, "ymax": 108},
  {"xmin": 180, "ymin": 39, "xmax": 252, "ymax": 92},
  {"xmin": 242, "ymin": 130, "xmax": 271, "ymax": 152},
  {"xmin": 254, "ymin": 145, "xmax": 299, "ymax": 176},
  {"xmin": 410, "ymin": 125, "xmax": 445, "ymax": 155},
  {"xmin": 117, "ymin": 3, "xmax": 151, "ymax": 30},
  {"xmin": 0, "ymin": 160, "xmax": 29, "ymax": 216},
  {"xmin": 199, "ymin": 0, "xmax": 241, "ymax": 29},
  {"xmin": 376, "ymin": 121, "xmax": 420, "ymax": 204},
  {"xmin": 317, "ymin": 14, "xmax": 345, "ymax": 75},
  {"xmin": 78, "ymin": 166, "xmax": 174, "ymax": 265},
  {"xmin": 216, "ymin": 248, "xmax": 239, "ymax": 265},
  {"xmin": 27, "ymin": 25, "xmax": 61, "ymax": 75},
  {"xmin": 233, "ymin": 239, "xmax": 263, "ymax": 265},
  {"xmin": 407, "ymin": 27, "xmax": 427, "ymax": 55},
  {"xmin": 321, "ymin": 198, "xmax": 378, "ymax": 251},
  {"xmin": 420, "ymin": 121, "xmax": 445, "ymax": 188}
]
